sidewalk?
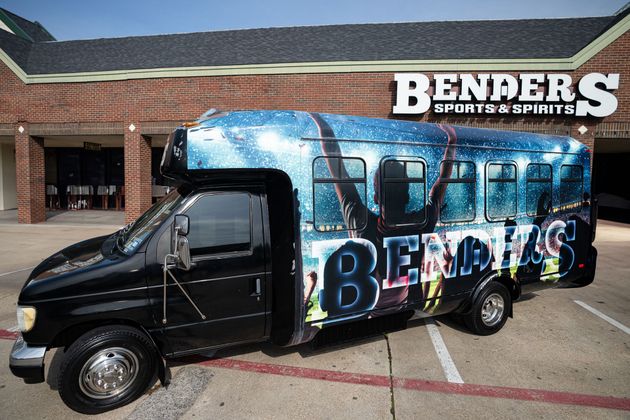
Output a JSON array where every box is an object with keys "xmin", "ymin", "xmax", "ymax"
[{"xmin": 0, "ymin": 209, "xmax": 124, "ymax": 227}]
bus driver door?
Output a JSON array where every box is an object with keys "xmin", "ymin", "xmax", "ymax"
[{"xmin": 160, "ymin": 190, "xmax": 270, "ymax": 354}]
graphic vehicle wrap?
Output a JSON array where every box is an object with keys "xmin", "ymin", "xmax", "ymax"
[{"xmin": 169, "ymin": 110, "xmax": 592, "ymax": 342}]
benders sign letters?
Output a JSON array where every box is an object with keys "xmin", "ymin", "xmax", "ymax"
[{"xmin": 393, "ymin": 73, "xmax": 619, "ymax": 117}]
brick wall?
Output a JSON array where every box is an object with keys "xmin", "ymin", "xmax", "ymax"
[
  {"xmin": 1, "ymin": 32, "xmax": 628, "ymax": 126},
  {"xmin": 0, "ymin": 28, "xmax": 628, "ymax": 222}
]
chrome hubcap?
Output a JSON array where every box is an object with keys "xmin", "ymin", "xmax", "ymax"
[
  {"xmin": 481, "ymin": 293, "xmax": 505, "ymax": 327},
  {"xmin": 79, "ymin": 347, "xmax": 138, "ymax": 399}
]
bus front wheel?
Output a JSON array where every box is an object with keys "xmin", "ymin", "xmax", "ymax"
[{"xmin": 57, "ymin": 325, "xmax": 158, "ymax": 414}]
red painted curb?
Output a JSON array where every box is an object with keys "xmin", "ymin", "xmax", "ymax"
[
  {"xmin": 0, "ymin": 329, "xmax": 18, "ymax": 340},
  {"xmin": 1, "ymin": 329, "xmax": 628, "ymax": 411},
  {"xmin": 393, "ymin": 377, "xmax": 630, "ymax": 411},
  {"xmin": 200, "ymin": 357, "xmax": 391, "ymax": 388},
  {"xmin": 198, "ymin": 357, "xmax": 630, "ymax": 411}
]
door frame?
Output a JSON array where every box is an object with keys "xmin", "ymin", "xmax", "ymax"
[{"xmin": 143, "ymin": 183, "xmax": 272, "ymax": 356}]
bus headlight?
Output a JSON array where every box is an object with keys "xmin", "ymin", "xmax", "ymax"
[{"xmin": 16, "ymin": 306, "xmax": 36, "ymax": 332}]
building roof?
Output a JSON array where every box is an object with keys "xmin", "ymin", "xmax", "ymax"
[
  {"xmin": 0, "ymin": 8, "xmax": 627, "ymax": 76},
  {"xmin": 0, "ymin": 8, "xmax": 55, "ymax": 43}
]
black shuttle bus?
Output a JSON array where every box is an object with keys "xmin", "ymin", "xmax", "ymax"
[{"xmin": 10, "ymin": 110, "xmax": 597, "ymax": 413}]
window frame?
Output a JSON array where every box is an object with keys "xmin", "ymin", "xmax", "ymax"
[
  {"xmin": 379, "ymin": 156, "xmax": 428, "ymax": 228},
  {"xmin": 559, "ymin": 164, "xmax": 584, "ymax": 211},
  {"xmin": 312, "ymin": 156, "xmax": 368, "ymax": 232},
  {"xmin": 525, "ymin": 163, "xmax": 553, "ymax": 217},
  {"xmin": 438, "ymin": 160, "xmax": 477, "ymax": 223},
  {"xmin": 180, "ymin": 190, "xmax": 254, "ymax": 261},
  {"xmin": 485, "ymin": 160, "xmax": 518, "ymax": 222}
]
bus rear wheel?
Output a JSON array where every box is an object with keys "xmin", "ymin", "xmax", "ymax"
[{"xmin": 465, "ymin": 282, "xmax": 511, "ymax": 335}]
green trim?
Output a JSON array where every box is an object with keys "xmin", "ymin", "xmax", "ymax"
[
  {"xmin": 34, "ymin": 21, "xmax": 56, "ymax": 41},
  {"xmin": 1, "ymin": 13, "xmax": 628, "ymax": 84},
  {"xmin": 572, "ymin": 12, "xmax": 630, "ymax": 67},
  {"xmin": 0, "ymin": 9, "xmax": 33, "ymax": 42},
  {"xmin": 0, "ymin": 48, "xmax": 27, "ymax": 83}
]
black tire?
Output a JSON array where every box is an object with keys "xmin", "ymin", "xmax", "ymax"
[
  {"xmin": 57, "ymin": 325, "xmax": 158, "ymax": 414},
  {"xmin": 464, "ymin": 282, "xmax": 511, "ymax": 335}
]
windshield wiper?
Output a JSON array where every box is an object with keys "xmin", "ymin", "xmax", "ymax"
[
  {"xmin": 115, "ymin": 229, "xmax": 127, "ymax": 255},
  {"xmin": 122, "ymin": 221, "xmax": 134, "ymax": 237}
]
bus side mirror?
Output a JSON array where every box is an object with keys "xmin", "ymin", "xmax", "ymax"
[
  {"xmin": 176, "ymin": 236, "xmax": 192, "ymax": 271},
  {"xmin": 174, "ymin": 214, "xmax": 189, "ymax": 236},
  {"xmin": 174, "ymin": 214, "xmax": 191, "ymax": 270}
]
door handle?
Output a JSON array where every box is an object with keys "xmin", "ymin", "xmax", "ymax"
[
  {"xmin": 255, "ymin": 278, "xmax": 261, "ymax": 295},
  {"xmin": 251, "ymin": 278, "xmax": 261, "ymax": 301}
]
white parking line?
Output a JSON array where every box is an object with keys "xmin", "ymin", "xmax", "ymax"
[
  {"xmin": 7, "ymin": 326, "xmax": 19, "ymax": 332},
  {"xmin": 574, "ymin": 300, "xmax": 630, "ymax": 335},
  {"xmin": 425, "ymin": 318, "xmax": 464, "ymax": 384},
  {"xmin": 0, "ymin": 266, "xmax": 36, "ymax": 278}
]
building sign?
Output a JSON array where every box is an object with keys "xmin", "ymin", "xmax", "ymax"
[
  {"xmin": 83, "ymin": 141, "xmax": 101, "ymax": 151},
  {"xmin": 393, "ymin": 73, "xmax": 619, "ymax": 117}
]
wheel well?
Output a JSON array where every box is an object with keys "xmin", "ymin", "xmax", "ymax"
[
  {"xmin": 458, "ymin": 272, "xmax": 520, "ymax": 316},
  {"xmin": 495, "ymin": 275, "xmax": 521, "ymax": 301},
  {"xmin": 50, "ymin": 319, "xmax": 153, "ymax": 350}
]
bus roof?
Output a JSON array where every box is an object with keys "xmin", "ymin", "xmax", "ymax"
[
  {"xmin": 162, "ymin": 109, "xmax": 590, "ymax": 183},
  {"xmin": 187, "ymin": 110, "xmax": 587, "ymax": 155}
]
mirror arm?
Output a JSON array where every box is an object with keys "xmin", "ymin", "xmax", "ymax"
[
  {"xmin": 162, "ymin": 262, "xmax": 206, "ymax": 324},
  {"xmin": 161, "ymin": 228, "xmax": 206, "ymax": 324}
]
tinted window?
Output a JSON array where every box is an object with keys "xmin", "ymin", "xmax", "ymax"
[
  {"xmin": 313, "ymin": 157, "xmax": 367, "ymax": 231},
  {"xmin": 560, "ymin": 165, "xmax": 583, "ymax": 210},
  {"xmin": 382, "ymin": 158, "xmax": 426, "ymax": 227},
  {"xmin": 185, "ymin": 193, "xmax": 251, "ymax": 256},
  {"xmin": 440, "ymin": 161, "xmax": 476, "ymax": 223},
  {"xmin": 487, "ymin": 163, "xmax": 517, "ymax": 220},
  {"xmin": 526, "ymin": 163, "xmax": 552, "ymax": 217}
]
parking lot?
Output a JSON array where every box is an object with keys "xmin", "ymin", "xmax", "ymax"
[{"xmin": 0, "ymin": 215, "xmax": 628, "ymax": 419}]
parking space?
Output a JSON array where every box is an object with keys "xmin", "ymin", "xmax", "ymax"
[{"xmin": 0, "ymin": 219, "xmax": 627, "ymax": 419}]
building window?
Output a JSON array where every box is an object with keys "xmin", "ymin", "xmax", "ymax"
[
  {"xmin": 185, "ymin": 192, "xmax": 252, "ymax": 256},
  {"xmin": 526, "ymin": 163, "xmax": 553, "ymax": 217},
  {"xmin": 440, "ymin": 161, "xmax": 476, "ymax": 223},
  {"xmin": 313, "ymin": 156, "xmax": 367, "ymax": 231},
  {"xmin": 381, "ymin": 158, "xmax": 426, "ymax": 227},
  {"xmin": 486, "ymin": 162, "xmax": 517, "ymax": 220},
  {"xmin": 560, "ymin": 165, "xmax": 583, "ymax": 210}
]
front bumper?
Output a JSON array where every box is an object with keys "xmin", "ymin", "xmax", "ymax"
[{"xmin": 9, "ymin": 335, "xmax": 46, "ymax": 383}]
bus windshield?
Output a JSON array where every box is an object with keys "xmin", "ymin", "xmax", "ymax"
[{"xmin": 118, "ymin": 188, "xmax": 185, "ymax": 254}]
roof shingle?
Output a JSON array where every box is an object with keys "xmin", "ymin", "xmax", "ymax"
[{"xmin": 0, "ymin": 11, "xmax": 623, "ymax": 75}]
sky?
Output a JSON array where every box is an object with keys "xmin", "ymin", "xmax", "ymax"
[{"xmin": 1, "ymin": 0, "xmax": 628, "ymax": 41}]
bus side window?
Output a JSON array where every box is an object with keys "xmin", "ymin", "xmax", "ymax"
[
  {"xmin": 440, "ymin": 160, "xmax": 476, "ymax": 223},
  {"xmin": 559, "ymin": 165, "xmax": 583, "ymax": 211},
  {"xmin": 185, "ymin": 192, "xmax": 252, "ymax": 256},
  {"xmin": 381, "ymin": 158, "xmax": 427, "ymax": 227},
  {"xmin": 526, "ymin": 163, "xmax": 553, "ymax": 217},
  {"xmin": 312, "ymin": 156, "xmax": 367, "ymax": 232},
  {"xmin": 486, "ymin": 162, "xmax": 517, "ymax": 221}
]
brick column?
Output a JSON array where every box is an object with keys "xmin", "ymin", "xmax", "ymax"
[
  {"xmin": 124, "ymin": 123, "xmax": 152, "ymax": 223},
  {"xmin": 15, "ymin": 123, "xmax": 46, "ymax": 224}
]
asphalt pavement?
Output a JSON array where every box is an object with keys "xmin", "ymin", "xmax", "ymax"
[{"xmin": 0, "ymin": 213, "xmax": 627, "ymax": 419}]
